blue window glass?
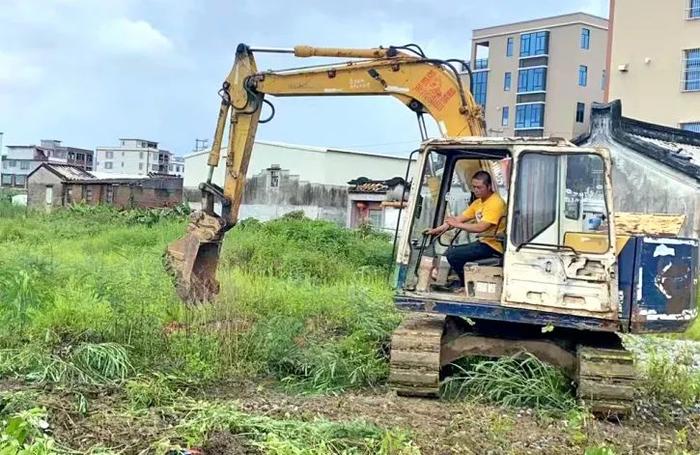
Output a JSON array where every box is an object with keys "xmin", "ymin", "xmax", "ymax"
[
  {"xmin": 474, "ymin": 59, "xmax": 489, "ymax": 70},
  {"xmin": 576, "ymin": 102, "xmax": 585, "ymax": 123},
  {"xmin": 690, "ymin": 0, "xmax": 700, "ymax": 18},
  {"xmin": 515, "ymin": 104, "xmax": 545, "ymax": 129},
  {"xmin": 579, "ymin": 65, "xmax": 588, "ymax": 86},
  {"xmin": 520, "ymin": 31, "xmax": 549, "ymax": 57},
  {"xmin": 581, "ymin": 28, "xmax": 590, "ymax": 49},
  {"xmin": 506, "ymin": 37, "xmax": 514, "ymax": 57},
  {"xmin": 504, "ymin": 72, "xmax": 512, "ymax": 91},
  {"xmin": 517, "ymin": 68, "xmax": 547, "ymax": 92},
  {"xmin": 681, "ymin": 122, "xmax": 700, "ymax": 133},
  {"xmin": 684, "ymin": 48, "xmax": 700, "ymax": 91},
  {"xmin": 473, "ymin": 71, "xmax": 488, "ymax": 107},
  {"xmin": 502, "ymin": 106, "xmax": 509, "ymax": 126}
]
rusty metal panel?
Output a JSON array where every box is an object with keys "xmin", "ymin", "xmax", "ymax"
[
  {"xmin": 630, "ymin": 236, "xmax": 698, "ymax": 333},
  {"xmin": 615, "ymin": 213, "xmax": 686, "ymax": 236}
]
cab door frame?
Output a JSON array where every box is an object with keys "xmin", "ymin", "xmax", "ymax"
[{"xmin": 501, "ymin": 145, "xmax": 619, "ymax": 320}]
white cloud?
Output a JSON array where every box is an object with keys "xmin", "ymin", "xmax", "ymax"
[
  {"xmin": 97, "ymin": 18, "xmax": 174, "ymax": 57},
  {"xmin": 0, "ymin": 51, "xmax": 44, "ymax": 87},
  {"xmin": 579, "ymin": 0, "xmax": 609, "ymax": 17}
]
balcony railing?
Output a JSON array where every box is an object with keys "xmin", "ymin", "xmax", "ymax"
[{"xmin": 474, "ymin": 58, "xmax": 489, "ymax": 70}]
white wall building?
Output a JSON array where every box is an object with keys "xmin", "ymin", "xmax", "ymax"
[
  {"xmin": 1, "ymin": 140, "xmax": 93, "ymax": 188},
  {"xmin": 95, "ymin": 138, "xmax": 174, "ymax": 176},
  {"xmin": 183, "ymin": 140, "xmax": 414, "ymax": 189},
  {"xmin": 169, "ymin": 156, "xmax": 185, "ymax": 177}
]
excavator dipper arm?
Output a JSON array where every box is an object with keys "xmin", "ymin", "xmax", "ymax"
[{"xmin": 166, "ymin": 43, "xmax": 485, "ymax": 303}]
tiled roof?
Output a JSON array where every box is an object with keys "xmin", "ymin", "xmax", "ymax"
[
  {"xmin": 573, "ymin": 100, "xmax": 700, "ymax": 181},
  {"xmin": 41, "ymin": 163, "xmax": 94, "ymax": 180},
  {"xmin": 347, "ymin": 176, "xmax": 406, "ymax": 193},
  {"xmin": 28, "ymin": 163, "xmax": 148, "ymax": 183}
]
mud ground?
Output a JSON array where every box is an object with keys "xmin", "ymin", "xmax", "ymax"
[{"xmin": 11, "ymin": 379, "xmax": 696, "ymax": 455}]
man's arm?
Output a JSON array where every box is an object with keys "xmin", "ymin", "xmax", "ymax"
[
  {"xmin": 447, "ymin": 197, "xmax": 505, "ymax": 235},
  {"xmin": 446, "ymin": 218, "xmax": 493, "ymax": 233},
  {"xmin": 425, "ymin": 213, "xmax": 472, "ymax": 236}
]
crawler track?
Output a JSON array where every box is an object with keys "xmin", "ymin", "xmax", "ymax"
[
  {"xmin": 576, "ymin": 346, "xmax": 636, "ymax": 417},
  {"xmin": 389, "ymin": 314, "xmax": 445, "ymax": 397}
]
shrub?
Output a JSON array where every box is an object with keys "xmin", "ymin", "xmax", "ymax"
[
  {"xmin": 30, "ymin": 282, "xmax": 114, "ymax": 342},
  {"xmin": 126, "ymin": 374, "xmax": 182, "ymax": 410},
  {"xmin": 442, "ymin": 354, "xmax": 577, "ymax": 412},
  {"xmin": 640, "ymin": 346, "xmax": 700, "ymax": 407}
]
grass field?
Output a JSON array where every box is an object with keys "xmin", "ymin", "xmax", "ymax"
[{"xmin": 0, "ymin": 199, "xmax": 698, "ymax": 453}]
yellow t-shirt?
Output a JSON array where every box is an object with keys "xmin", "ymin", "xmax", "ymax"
[{"xmin": 462, "ymin": 193, "xmax": 507, "ymax": 253}]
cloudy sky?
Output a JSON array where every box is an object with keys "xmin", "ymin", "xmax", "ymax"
[{"xmin": 0, "ymin": 0, "xmax": 607, "ymax": 157}]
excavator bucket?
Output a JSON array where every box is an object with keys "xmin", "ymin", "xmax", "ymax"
[{"xmin": 165, "ymin": 210, "xmax": 227, "ymax": 304}]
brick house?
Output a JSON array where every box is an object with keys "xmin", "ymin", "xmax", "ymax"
[
  {"xmin": 346, "ymin": 176, "xmax": 408, "ymax": 233},
  {"xmin": 26, "ymin": 163, "xmax": 182, "ymax": 211}
]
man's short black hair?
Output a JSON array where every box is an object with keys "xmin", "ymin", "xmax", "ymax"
[{"xmin": 472, "ymin": 171, "xmax": 492, "ymax": 187}]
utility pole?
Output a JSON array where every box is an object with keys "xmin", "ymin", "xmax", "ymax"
[{"xmin": 194, "ymin": 138, "xmax": 209, "ymax": 152}]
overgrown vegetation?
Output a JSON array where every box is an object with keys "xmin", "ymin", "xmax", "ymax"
[
  {"xmin": 0, "ymin": 203, "xmax": 409, "ymax": 451},
  {"xmin": 0, "ymin": 203, "xmax": 397, "ymax": 392},
  {"xmin": 441, "ymin": 354, "xmax": 577, "ymax": 412},
  {"xmin": 1, "ymin": 202, "xmax": 699, "ymax": 452}
]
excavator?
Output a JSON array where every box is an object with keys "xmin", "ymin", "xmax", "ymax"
[{"xmin": 166, "ymin": 43, "xmax": 699, "ymax": 416}]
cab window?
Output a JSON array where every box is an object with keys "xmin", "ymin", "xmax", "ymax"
[{"xmin": 511, "ymin": 152, "xmax": 609, "ymax": 253}]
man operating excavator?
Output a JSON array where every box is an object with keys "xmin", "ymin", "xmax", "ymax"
[{"xmin": 425, "ymin": 171, "xmax": 506, "ymax": 290}]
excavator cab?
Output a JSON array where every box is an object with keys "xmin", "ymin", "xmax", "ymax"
[{"xmin": 395, "ymin": 137, "xmax": 618, "ymax": 319}]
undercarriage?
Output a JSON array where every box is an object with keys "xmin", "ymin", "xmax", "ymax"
[{"xmin": 389, "ymin": 314, "xmax": 636, "ymax": 417}]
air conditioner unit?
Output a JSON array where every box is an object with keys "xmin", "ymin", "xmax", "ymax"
[{"xmin": 618, "ymin": 63, "xmax": 629, "ymax": 72}]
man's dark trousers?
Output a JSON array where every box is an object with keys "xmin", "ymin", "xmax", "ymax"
[{"xmin": 445, "ymin": 242, "xmax": 501, "ymax": 286}]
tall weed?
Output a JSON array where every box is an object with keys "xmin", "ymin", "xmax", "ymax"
[
  {"xmin": 0, "ymin": 207, "xmax": 397, "ymax": 392},
  {"xmin": 442, "ymin": 354, "xmax": 577, "ymax": 412}
]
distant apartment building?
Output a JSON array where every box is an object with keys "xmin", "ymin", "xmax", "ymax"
[
  {"xmin": 95, "ymin": 138, "xmax": 173, "ymax": 176},
  {"xmin": 469, "ymin": 13, "xmax": 608, "ymax": 139},
  {"xmin": 1, "ymin": 139, "xmax": 93, "ymax": 188},
  {"xmin": 606, "ymin": 0, "xmax": 700, "ymax": 132},
  {"xmin": 169, "ymin": 156, "xmax": 185, "ymax": 177}
]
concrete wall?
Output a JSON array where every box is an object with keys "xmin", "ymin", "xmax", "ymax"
[
  {"xmin": 242, "ymin": 168, "xmax": 347, "ymax": 207},
  {"xmin": 187, "ymin": 166, "xmax": 348, "ymax": 225},
  {"xmin": 579, "ymin": 113, "xmax": 700, "ymax": 238},
  {"xmin": 184, "ymin": 141, "xmax": 413, "ymax": 190},
  {"xmin": 471, "ymin": 12, "xmax": 608, "ymax": 139},
  {"xmin": 26, "ymin": 167, "xmax": 64, "ymax": 210},
  {"xmin": 607, "ymin": 0, "xmax": 700, "ymax": 128}
]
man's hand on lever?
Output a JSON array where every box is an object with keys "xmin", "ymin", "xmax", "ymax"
[{"xmin": 424, "ymin": 216, "xmax": 460, "ymax": 236}]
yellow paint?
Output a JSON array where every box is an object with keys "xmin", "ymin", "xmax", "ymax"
[
  {"xmin": 564, "ymin": 232, "xmax": 631, "ymax": 255},
  {"xmin": 615, "ymin": 212, "xmax": 686, "ymax": 236},
  {"xmin": 205, "ymin": 44, "xmax": 485, "ymax": 226}
]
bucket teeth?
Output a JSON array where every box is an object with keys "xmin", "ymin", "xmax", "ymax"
[{"xmin": 165, "ymin": 211, "xmax": 226, "ymax": 304}]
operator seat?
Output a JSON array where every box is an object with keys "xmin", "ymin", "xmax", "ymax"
[{"xmin": 472, "ymin": 256, "xmax": 503, "ymax": 267}]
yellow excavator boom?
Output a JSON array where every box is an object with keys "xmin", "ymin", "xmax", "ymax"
[{"xmin": 166, "ymin": 43, "xmax": 485, "ymax": 303}]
